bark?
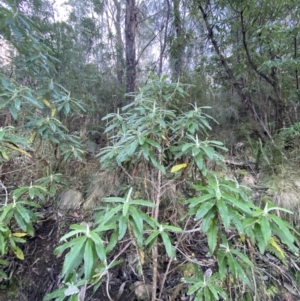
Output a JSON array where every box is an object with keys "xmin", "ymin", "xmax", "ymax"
[
  {"xmin": 125, "ymin": 0, "xmax": 137, "ymax": 97},
  {"xmin": 171, "ymin": 0, "xmax": 184, "ymax": 78},
  {"xmin": 158, "ymin": 0, "xmax": 171, "ymax": 76},
  {"xmin": 113, "ymin": 0, "xmax": 125, "ymax": 85}
]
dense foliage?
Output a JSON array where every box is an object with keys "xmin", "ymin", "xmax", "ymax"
[{"xmin": 0, "ymin": 0, "xmax": 300, "ymax": 300}]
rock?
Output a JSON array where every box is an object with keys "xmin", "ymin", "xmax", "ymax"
[
  {"xmin": 58, "ymin": 189, "xmax": 84, "ymax": 210},
  {"xmin": 133, "ymin": 281, "xmax": 152, "ymax": 300}
]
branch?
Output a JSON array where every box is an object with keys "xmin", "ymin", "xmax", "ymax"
[{"xmin": 240, "ymin": 11, "xmax": 276, "ymax": 88}]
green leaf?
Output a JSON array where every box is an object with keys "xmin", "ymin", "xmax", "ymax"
[
  {"xmin": 15, "ymin": 204, "xmax": 31, "ymax": 224},
  {"xmin": 105, "ymin": 231, "xmax": 118, "ymax": 254},
  {"xmin": 0, "ymin": 204, "xmax": 14, "ymax": 222},
  {"xmin": 254, "ymin": 223, "xmax": 266, "ymax": 254},
  {"xmin": 118, "ymin": 215, "xmax": 128, "ymax": 240},
  {"xmin": 207, "ymin": 283, "xmax": 219, "ymax": 300},
  {"xmin": 187, "ymin": 193, "xmax": 215, "ymax": 207},
  {"xmin": 195, "ymin": 200, "xmax": 216, "ymax": 220},
  {"xmin": 194, "ymin": 153, "xmax": 204, "ymax": 170},
  {"xmin": 13, "ymin": 210, "xmax": 27, "ymax": 232},
  {"xmin": 130, "ymin": 219, "xmax": 143, "ymax": 247},
  {"xmin": 227, "ymin": 253, "xmax": 237, "ymax": 278},
  {"xmin": 207, "ymin": 217, "xmax": 218, "ymax": 254},
  {"xmin": 94, "ymin": 237, "xmax": 106, "ymax": 262},
  {"xmin": 130, "ymin": 199, "xmax": 156, "ymax": 207},
  {"xmin": 62, "ymin": 236, "xmax": 86, "ymax": 277},
  {"xmin": 186, "ymin": 281, "xmax": 203, "ymax": 295},
  {"xmin": 161, "ymin": 231, "xmax": 175, "ymax": 258},
  {"xmin": 144, "ymin": 230, "xmax": 160, "ymax": 246},
  {"xmin": 54, "ymin": 239, "xmax": 80, "ymax": 255},
  {"xmin": 129, "ymin": 206, "xmax": 144, "ymax": 233},
  {"xmin": 217, "ymin": 199, "xmax": 230, "ymax": 230},
  {"xmin": 161, "ymin": 224, "xmax": 182, "ymax": 232},
  {"xmin": 203, "ymin": 286, "xmax": 211, "ymax": 301},
  {"xmin": 123, "ymin": 201, "xmax": 130, "ymax": 217},
  {"xmin": 84, "ymin": 239, "xmax": 95, "ymax": 280},
  {"xmin": 235, "ymin": 261, "xmax": 251, "ymax": 286},
  {"xmin": 231, "ymin": 249, "xmax": 254, "ymax": 267},
  {"xmin": 202, "ymin": 207, "xmax": 216, "ymax": 233},
  {"xmin": 260, "ymin": 216, "xmax": 271, "ymax": 245},
  {"xmin": 217, "ymin": 250, "xmax": 227, "ymax": 279}
]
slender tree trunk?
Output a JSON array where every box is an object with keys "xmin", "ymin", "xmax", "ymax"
[
  {"xmin": 199, "ymin": 3, "xmax": 269, "ymax": 139},
  {"xmin": 113, "ymin": 0, "xmax": 125, "ymax": 85},
  {"xmin": 125, "ymin": 0, "xmax": 137, "ymax": 98},
  {"xmin": 170, "ymin": 0, "xmax": 184, "ymax": 79},
  {"xmin": 158, "ymin": 0, "xmax": 170, "ymax": 76}
]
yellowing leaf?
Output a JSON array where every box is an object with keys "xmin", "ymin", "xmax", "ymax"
[
  {"xmin": 28, "ymin": 131, "xmax": 37, "ymax": 144},
  {"xmin": 1, "ymin": 150, "xmax": 9, "ymax": 160},
  {"xmin": 269, "ymin": 236, "xmax": 285, "ymax": 259},
  {"xmin": 43, "ymin": 99, "xmax": 51, "ymax": 107},
  {"xmin": 51, "ymin": 108, "xmax": 57, "ymax": 117},
  {"xmin": 4, "ymin": 143, "xmax": 32, "ymax": 157},
  {"xmin": 239, "ymin": 234, "xmax": 246, "ymax": 243},
  {"xmin": 13, "ymin": 246, "xmax": 24, "ymax": 260},
  {"xmin": 138, "ymin": 248, "xmax": 145, "ymax": 265},
  {"xmin": 12, "ymin": 232, "xmax": 27, "ymax": 237},
  {"xmin": 171, "ymin": 163, "xmax": 188, "ymax": 173}
]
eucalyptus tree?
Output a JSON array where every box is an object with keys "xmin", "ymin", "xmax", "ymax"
[{"xmin": 190, "ymin": 0, "xmax": 300, "ymax": 136}]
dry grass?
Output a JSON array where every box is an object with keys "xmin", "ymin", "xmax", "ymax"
[{"xmin": 259, "ymin": 171, "xmax": 300, "ymax": 225}]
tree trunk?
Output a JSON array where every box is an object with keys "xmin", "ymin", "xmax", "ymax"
[
  {"xmin": 170, "ymin": 0, "xmax": 184, "ymax": 79},
  {"xmin": 113, "ymin": 0, "xmax": 125, "ymax": 85},
  {"xmin": 125, "ymin": 0, "xmax": 137, "ymax": 98}
]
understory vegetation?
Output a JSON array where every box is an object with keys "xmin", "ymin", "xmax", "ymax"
[{"xmin": 1, "ymin": 0, "xmax": 300, "ymax": 301}]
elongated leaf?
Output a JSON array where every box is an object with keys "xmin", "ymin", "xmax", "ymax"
[
  {"xmin": 123, "ymin": 201, "xmax": 129, "ymax": 217},
  {"xmin": 60, "ymin": 230, "xmax": 85, "ymax": 242},
  {"xmin": 269, "ymin": 236, "xmax": 285, "ymax": 259},
  {"xmin": 13, "ymin": 246, "xmax": 24, "ymax": 260},
  {"xmin": 186, "ymin": 281, "xmax": 203, "ymax": 295},
  {"xmin": 171, "ymin": 163, "xmax": 188, "ymax": 173},
  {"xmin": 144, "ymin": 230, "xmax": 160, "ymax": 246},
  {"xmin": 203, "ymin": 286, "xmax": 211, "ymax": 301},
  {"xmin": 14, "ymin": 210, "xmax": 27, "ymax": 232},
  {"xmin": 130, "ymin": 199, "xmax": 156, "ymax": 207},
  {"xmin": 207, "ymin": 284, "xmax": 219, "ymax": 300},
  {"xmin": 130, "ymin": 219, "xmax": 143, "ymax": 247},
  {"xmin": 94, "ymin": 238, "xmax": 106, "ymax": 262},
  {"xmin": 161, "ymin": 231, "xmax": 175, "ymax": 258},
  {"xmin": 161, "ymin": 224, "xmax": 182, "ymax": 233},
  {"xmin": 106, "ymin": 232, "xmax": 118, "ymax": 254},
  {"xmin": 217, "ymin": 250, "xmax": 227, "ymax": 279},
  {"xmin": 202, "ymin": 207, "xmax": 216, "ymax": 233},
  {"xmin": 227, "ymin": 253, "xmax": 237, "ymax": 278},
  {"xmin": 269, "ymin": 214, "xmax": 295, "ymax": 243},
  {"xmin": 118, "ymin": 215, "xmax": 128, "ymax": 240},
  {"xmin": 15, "ymin": 204, "xmax": 30, "ymax": 223},
  {"xmin": 187, "ymin": 193, "xmax": 215, "ymax": 207},
  {"xmin": 129, "ymin": 206, "xmax": 143, "ymax": 233},
  {"xmin": 207, "ymin": 217, "xmax": 218, "ymax": 253},
  {"xmin": 217, "ymin": 199, "xmax": 230, "ymax": 230},
  {"xmin": 260, "ymin": 216, "xmax": 271, "ymax": 245},
  {"xmin": 222, "ymin": 192, "xmax": 253, "ymax": 214},
  {"xmin": 254, "ymin": 223, "xmax": 266, "ymax": 254},
  {"xmin": 84, "ymin": 239, "xmax": 95, "ymax": 280},
  {"xmin": 195, "ymin": 200, "xmax": 216, "ymax": 220},
  {"xmin": 231, "ymin": 249, "xmax": 254, "ymax": 267},
  {"xmin": 54, "ymin": 238, "xmax": 81, "ymax": 255},
  {"xmin": 0, "ymin": 204, "xmax": 14, "ymax": 222},
  {"xmin": 235, "ymin": 261, "xmax": 251, "ymax": 286},
  {"xmin": 62, "ymin": 236, "xmax": 86, "ymax": 277},
  {"xmin": 43, "ymin": 288, "xmax": 65, "ymax": 301}
]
